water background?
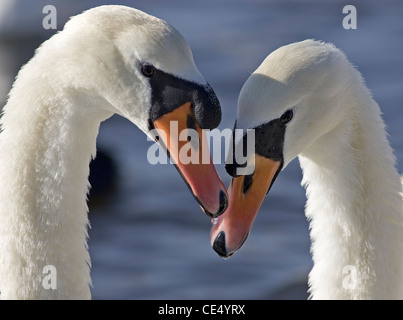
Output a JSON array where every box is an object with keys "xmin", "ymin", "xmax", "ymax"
[{"xmin": 1, "ymin": 0, "xmax": 403, "ymax": 299}]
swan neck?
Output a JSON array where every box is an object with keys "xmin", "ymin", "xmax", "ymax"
[
  {"xmin": 299, "ymin": 88, "xmax": 403, "ymax": 299},
  {"xmin": 0, "ymin": 87, "xmax": 109, "ymax": 299}
]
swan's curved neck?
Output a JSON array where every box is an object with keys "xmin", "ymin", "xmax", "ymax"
[
  {"xmin": 299, "ymin": 80, "xmax": 403, "ymax": 299},
  {"xmin": 0, "ymin": 83, "xmax": 111, "ymax": 299}
]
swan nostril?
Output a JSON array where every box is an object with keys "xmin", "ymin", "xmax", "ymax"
[
  {"xmin": 215, "ymin": 190, "xmax": 228, "ymax": 217},
  {"xmin": 200, "ymin": 190, "xmax": 228, "ymax": 218},
  {"xmin": 243, "ymin": 174, "xmax": 253, "ymax": 194},
  {"xmin": 213, "ymin": 231, "xmax": 229, "ymax": 258}
]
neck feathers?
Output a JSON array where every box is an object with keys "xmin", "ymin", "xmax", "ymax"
[
  {"xmin": 0, "ymin": 81, "xmax": 103, "ymax": 299},
  {"xmin": 299, "ymin": 78, "xmax": 403, "ymax": 299}
]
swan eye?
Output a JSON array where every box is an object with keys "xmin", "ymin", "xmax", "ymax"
[
  {"xmin": 141, "ymin": 64, "xmax": 155, "ymax": 77},
  {"xmin": 280, "ymin": 110, "xmax": 293, "ymax": 124}
]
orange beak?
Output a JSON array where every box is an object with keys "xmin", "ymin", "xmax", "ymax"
[
  {"xmin": 210, "ymin": 155, "xmax": 282, "ymax": 257},
  {"xmin": 153, "ymin": 102, "xmax": 228, "ymax": 217}
]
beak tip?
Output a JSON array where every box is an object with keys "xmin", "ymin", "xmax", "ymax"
[{"xmin": 212, "ymin": 231, "xmax": 232, "ymax": 258}]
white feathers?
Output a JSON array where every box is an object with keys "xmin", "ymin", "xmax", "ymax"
[
  {"xmin": 0, "ymin": 5, "xmax": 203, "ymax": 299},
  {"xmin": 238, "ymin": 40, "xmax": 403, "ymax": 299}
]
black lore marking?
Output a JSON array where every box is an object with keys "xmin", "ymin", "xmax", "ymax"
[
  {"xmin": 147, "ymin": 67, "xmax": 221, "ymax": 130},
  {"xmin": 226, "ymin": 116, "xmax": 289, "ymax": 178},
  {"xmin": 254, "ymin": 118, "xmax": 286, "ymax": 160}
]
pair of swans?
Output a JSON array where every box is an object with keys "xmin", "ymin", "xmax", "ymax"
[{"xmin": 0, "ymin": 5, "xmax": 401, "ymax": 299}]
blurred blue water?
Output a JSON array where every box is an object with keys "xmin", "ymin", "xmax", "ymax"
[{"xmin": 1, "ymin": 0, "xmax": 402, "ymax": 299}]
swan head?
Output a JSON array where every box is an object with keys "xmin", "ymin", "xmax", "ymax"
[
  {"xmin": 44, "ymin": 6, "xmax": 227, "ymax": 217},
  {"xmin": 210, "ymin": 40, "xmax": 352, "ymax": 257}
]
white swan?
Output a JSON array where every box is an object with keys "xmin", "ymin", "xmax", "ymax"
[
  {"xmin": 0, "ymin": 5, "xmax": 228, "ymax": 299},
  {"xmin": 210, "ymin": 40, "xmax": 403, "ymax": 299}
]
